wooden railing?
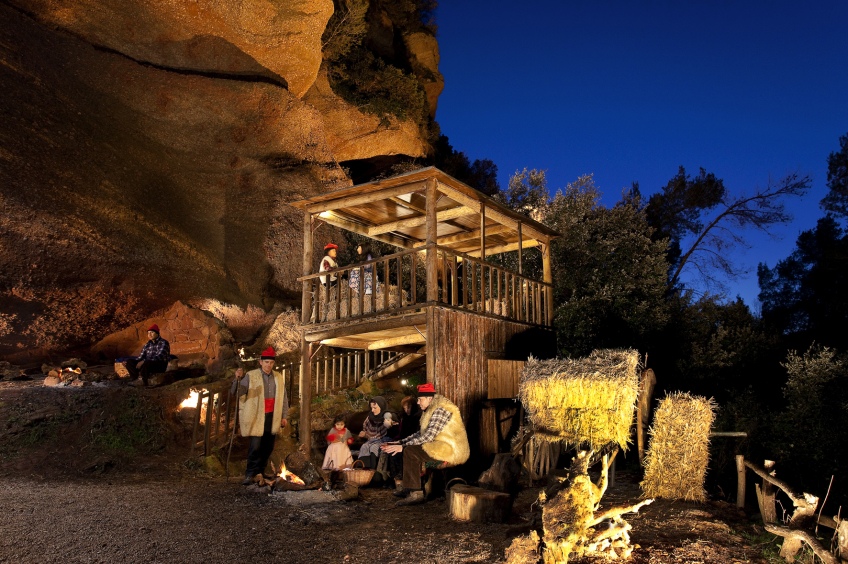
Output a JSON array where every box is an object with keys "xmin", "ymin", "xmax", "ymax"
[
  {"xmin": 434, "ymin": 246, "xmax": 552, "ymax": 327},
  {"xmin": 300, "ymin": 245, "xmax": 552, "ymax": 327},
  {"xmin": 287, "ymin": 349, "xmax": 399, "ymax": 399},
  {"xmin": 189, "ymin": 381, "xmax": 235, "ymax": 457}
]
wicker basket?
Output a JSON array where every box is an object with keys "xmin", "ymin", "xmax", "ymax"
[{"xmin": 342, "ymin": 459, "xmax": 375, "ymax": 487}]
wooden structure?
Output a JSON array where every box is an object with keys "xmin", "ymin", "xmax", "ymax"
[{"xmin": 290, "ymin": 167, "xmax": 560, "ymax": 453}]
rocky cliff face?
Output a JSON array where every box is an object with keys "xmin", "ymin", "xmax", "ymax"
[{"xmin": 0, "ymin": 0, "xmax": 439, "ymax": 360}]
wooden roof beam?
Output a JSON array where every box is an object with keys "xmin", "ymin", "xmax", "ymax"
[
  {"xmin": 367, "ymin": 205, "xmax": 474, "ymax": 236},
  {"xmin": 437, "ymin": 183, "xmax": 552, "ymax": 244},
  {"xmin": 366, "ymin": 331, "xmax": 426, "ymax": 351},
  {"xmin": 319, "ymin": 337, "xmax": 368, "ymax": 349},
  {"xmin": 316, "ymin": 211, "xmax": 416, "ymax": 249},
  {"xmin": 413, "ymin": 224, "xmax": 510, "ymax": 249},
  {"xmin": 466, "ymin": 238, "xmax": 541, "ymax": 258},
  {"xmin": 389, "ymin": 196, "xmax": 427, "ymax": 214},
  {"xmin": 303, "ymin": 180, "xmax": 429, "ymax": 214}
]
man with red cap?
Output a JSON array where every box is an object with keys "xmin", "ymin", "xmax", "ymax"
[
  {"xmin": 232, "ymin": 346, "xmax": 289, "ymax": 485},
  {"xmin": 319, "ymin": 243, "xmax": 339, "ymax": 287},
  {"xmin": 125, "ymin": 324, "xmax": 170, "ymax": 386},
  {"xmin": 382, "ymin": 382, "xmax": 470, "ymax": 505}
]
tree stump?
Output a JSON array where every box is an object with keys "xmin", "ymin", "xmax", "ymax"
[{"xmin": 449, "ymin": 484, "xmax": 513, "ymax": 523}]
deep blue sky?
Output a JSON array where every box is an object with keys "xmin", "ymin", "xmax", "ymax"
[{"xmin": 434, "ymin": 1, "xmax": 848, "ymax": 309}]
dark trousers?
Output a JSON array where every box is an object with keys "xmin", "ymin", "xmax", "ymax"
[
  {"xmin": 245, "ymin": 412, "xmax": 276, "ymax": 478},
  {"xmin": 387, "ymin": 448, "xmax": 404, "ymax": 480},
  {"xmin": 402, "ymin": 445, "xmax": 440, "ymax": 490},
  {"xmin": 125, "ymin": 359, "xmax": 168, "ymax": 385}
]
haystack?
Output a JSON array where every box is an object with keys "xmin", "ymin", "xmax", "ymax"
[
  {"xmin": 641, "ymin": 392, "xmax": 716, "ymax": 501},
  {"xmin": 519, "ymin": 349, "xmax": 640, "ymax": 450}
]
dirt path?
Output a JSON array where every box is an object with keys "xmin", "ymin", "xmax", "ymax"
[{"xmin": 0, "ymin": 470, "xmax": 770, "ymax": 564}]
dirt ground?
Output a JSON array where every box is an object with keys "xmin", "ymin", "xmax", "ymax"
[{"xmin": 0, "ymin": 377, "xmax": 775, "ymax": 564}]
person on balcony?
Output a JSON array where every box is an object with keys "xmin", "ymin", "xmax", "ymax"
[
  {"xmin": 348, "ymin": 243, "xmax": 374, "ymax": 295},
  {"xmin": 232, "ymin": 346, "xmax": 289, "ymax": 485},
  {"xmin": 125, "ymin": 324, "xmax": 170, "ymax": 387},
  {"xmin": 382, "ymin": 383, "xmax": 470, "ymax": 505},
  {"xmin": 319, "ymin": 242, "xmax": 339, "ymax": 288}
]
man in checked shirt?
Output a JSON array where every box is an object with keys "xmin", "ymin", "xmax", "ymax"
[
  {"xmin": 382, "ymin": 382, "xmax": 469, "ymax": 505},
  {"xmin": 125, "ymin": 324, "xmax": 170, "ymax": 387}
]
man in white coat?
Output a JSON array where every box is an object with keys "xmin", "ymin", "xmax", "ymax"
[{"xmin": 232, "ymin": 346, "xmax": 288, "ymax": 485}]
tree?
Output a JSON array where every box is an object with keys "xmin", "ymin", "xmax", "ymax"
[
  {"xmin": 758, "ymin": 216, "xmax": 848, "ymax": 349},
  {"xmin": 645, "ymin": 167, "xmax": 811, "ymax": 291},
  {"xmin": 820, "ymin": 133, "xmax": 848, "ymax": 219},
  {"xmin": 542, "ymin": 175, "xmax": 670, "ymax": 357},
  {"xmin": 431, "ymin": 134, "xmax": 500, "ymax": 196}
]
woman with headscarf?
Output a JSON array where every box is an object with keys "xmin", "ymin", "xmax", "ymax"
[
  {"xmin": 358, "ymin": 395, "xmax": 393, "ymax": 469},
  {"xmin": 348, "ymin": 243, "xmax": 374, "ymax": 295}
]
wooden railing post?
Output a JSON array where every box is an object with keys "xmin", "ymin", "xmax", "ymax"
[
  {"xmin": 736, "ymin": 454, "xmax": 746, "ymax": 508},
  {"xmin": 426, "ymin": 179, "xmax": 438, "ymax": 303}
]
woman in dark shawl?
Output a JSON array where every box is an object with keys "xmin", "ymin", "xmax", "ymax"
[{"xmin": 358, "ymin": 395, "xmax": 393, "ymax": 469}]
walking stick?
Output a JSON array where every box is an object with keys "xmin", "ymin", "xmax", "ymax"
[{"xmin": 225, "ymin": 367, "xmax": 244, "ymax": 481}]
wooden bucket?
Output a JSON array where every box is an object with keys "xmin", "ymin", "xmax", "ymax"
[{"xmin": 448, "ymin": 484, "xmax": 513, "ymax": 523}]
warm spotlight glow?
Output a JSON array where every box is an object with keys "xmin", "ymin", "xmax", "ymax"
[{"xmin": 400, "ymin": 379, "xmax": 408, "ymax": 385}]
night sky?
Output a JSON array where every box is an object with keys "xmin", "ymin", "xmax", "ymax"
[{"xmin": 434, "ymin": 1, "xmax": 848, "ymax": 308}]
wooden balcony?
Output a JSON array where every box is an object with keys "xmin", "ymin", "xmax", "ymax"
[{"xmin": 300, "ymin": 245, "xmax": 552, "ymax": 332}]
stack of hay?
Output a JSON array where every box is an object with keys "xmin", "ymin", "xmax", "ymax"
[
  {"xmin": 519, "ymin": 349, "xmax": 640, "ymax": 450},
  {"xmin": 641, "ymin": 392, "xmax": 716, "ymax": 501}
]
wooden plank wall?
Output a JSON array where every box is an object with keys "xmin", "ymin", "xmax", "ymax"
[{"xmin": 430, "ymin": 307, "xmax": 554, "ymax": 458}]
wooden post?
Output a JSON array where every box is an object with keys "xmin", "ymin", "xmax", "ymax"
[
  {"xmin": 636, "ymin": 368, "xmax": 656, "ymax": 465},
  {"xmin": 755, "ymin": 460, "xmax": 777, "ymax": 524},
  {"xmin": 302, "ymin": 213, "xmax": 313, "ymax": 324},
  {"xmin": 517, "ymin": 222, "xmax": 523, "ymax": 275},
  {"xmin": 480, "ymin": 203, "xmax": 487, "ymax": 263},
  {"xmin": 542, "ymin": 242, "xmax": 553, "ymax": 325},
  {"xmin": 736, "ymin": 454, "xmax": 746, "ymax": 509},
  {"xmin": 299, "ymin": 338, "xmax": 312, "ymax": 453},
  {"xmin": 426, "ymin": 179, "xmax": 438, "ymax": 303}
]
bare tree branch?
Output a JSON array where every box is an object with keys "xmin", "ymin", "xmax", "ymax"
[{"xmin": 670, "ymin": 174, "xmax": 810, "ymax": 289}]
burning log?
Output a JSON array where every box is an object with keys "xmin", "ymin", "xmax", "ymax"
[{"xmin": 507, "ymin": 450, "xmax": 653, "ymax": 563}]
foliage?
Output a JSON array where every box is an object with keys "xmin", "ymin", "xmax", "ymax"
[
  {"xmin": 769, "ymin": 345, "xmax": 848, "ymax": 494},
  {"xmin": 322, "ymin": 0, "xmax": 434, "ymax": 127},
  {"xmin": 820, "ymin": 133, "xmax": 848, "ymax": 219},
  {"xmin": 90, "ymin": 394, "xmax": 168, "ymax": 454},
  {"xmin": 328, "ymin": 46, "xmax": 428, "ymax": 124},
  {"xmin": 431, "ymin": 134, "xmax": 500, "ymax": 196},
  {"xmin": 322, "ymin": 0, "xmax": 369, "ymax": 62},
  {"xmin": 758, "ymin": 216, "xmax": 848, "ymax": 350},
  {"xmin": 542, "ymin": 175, "xmax": 670, "ymax": 357},
  {"xmin": 643, "ymin": 167, "xmax": 726, "ymax": 275},
  {"xmin": 644, "ymin": 167, "xmax": 810, "ymax": 291}
]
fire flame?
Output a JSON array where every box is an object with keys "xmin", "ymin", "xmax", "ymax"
[
  {"xmin": 277, "ymin": 463, "xmax": 305, "ymax": 485},
  {"xmin": 179, "ymin": 389, "xmax": 200, "ymax": 409}
]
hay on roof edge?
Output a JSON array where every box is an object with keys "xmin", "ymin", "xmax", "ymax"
[{"xmin": 519, "ymin": 349, "xmax": 641, "ymax": 450}]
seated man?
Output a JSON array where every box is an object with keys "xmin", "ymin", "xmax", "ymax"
[
  {"xmin": 125, "ymin": 324, "xmax": 170, "ymax": 387},
  {"xmin": 381, "ymin": 383, "xmax": 470, "ymax": 505}
]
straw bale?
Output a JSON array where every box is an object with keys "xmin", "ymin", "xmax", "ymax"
[
  {"xmin": 519, "ymin": 349, "xmax": 640, "ymax": 450},
  {"xmin": 641, "ymin": 392, "xmax": 716, "ymax": 502}
]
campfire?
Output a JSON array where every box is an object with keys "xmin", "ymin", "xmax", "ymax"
[
  {"xmin": 245, "ymin": 459, "xmax": 321, "ymax": 493},
  {"xmin": 179, "ymin": 389, "xmax": 200, "ymax": 409}
]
